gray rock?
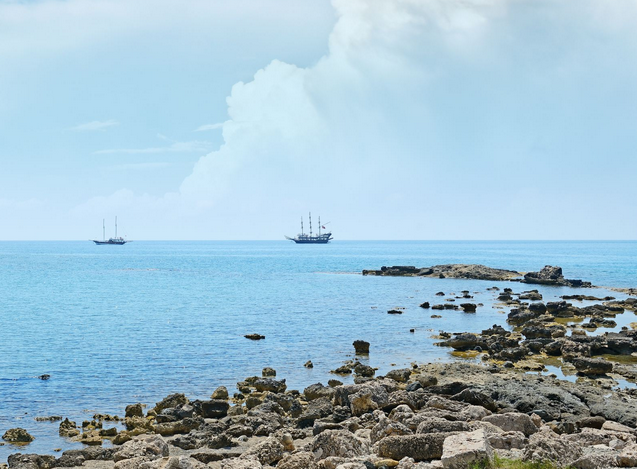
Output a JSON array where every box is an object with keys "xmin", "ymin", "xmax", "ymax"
[
  {"xmin": 377, "ymin": 433, "xmax": 451, "ymax": 461},
  {"xmin": 482, "ymin": 413, "xmax": 538, "ymax": 437},
  {"xmin": 310, "ymin": 429, "xmax": 369, "ymax": 460},
  {"xmin": 113, "ymin": 434, "xmax": 169, "ymax": 462},
  {"xmin": 441, "ymin": 429, "xmax": 493, "ymax": 469},
  {"xmin": 239, "ymin": 436, "xmax": 284, "ymax": 466}
]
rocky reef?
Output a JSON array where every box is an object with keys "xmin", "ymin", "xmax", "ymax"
[
  {"xmin": 4, "ymin": 362, "xmax": 637, "ymax": 469},
  {"xmin": 362, "ymin": 264, "xmax": 593, "ymax": 287}
]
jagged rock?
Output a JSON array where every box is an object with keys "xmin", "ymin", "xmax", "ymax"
[
  {"xmin": 253, "ymin": 378, "xmax": 287, "ymax": 393},
  {"xmin": 304, "ymin": 383, "xmax": 336, "ymax": 401},
  {"xmin": 416, "ymin": 418, "xmax": 469, "ymax": 434},
  {"xmin": 618, "ymin": 444, "xmax": 637, "ymax": 467},
  {"xmin": 353, "ymin": 340, "xmax": 370, "ymax": 354},
  {"xmin": 6, "ymin": 454, "xmax": 55, "ymax": 469},
  {"xmin": 523, "ymin": 427, "xmax": 583, "ymax": 465},
  {"xmin": 441, "ymin": 429, "xmax": 493, "ymax": 469},
  {"xmin": 211, "ymin": 386, "xmax": 229, "ymax": 400},
  {"xmin": 483, "ymin": 413, "xmax": 538, "ymax": 437},
  {"xmin": 523, "ymin": 265, "xmax": 591, "ymax": 287},
  {"xmin": 197, "ymin": 399, "xmax": 229, "ymax": 418},
  {"xmin": 239, "ymin": 436, "xmax": 284, "ymax": 465},
  {"xmin": 487, "ymin": 431, "xmax": 526, "ymax": 450},
  {"xmin": 571, "ymin": 445, "xmax": 620, "ymax": 469},
  {"xmin": 154, "ymin": 417, "xmax": 203, "ymax": 436},
  {"xmin": 113, "ymin": 434, "xmax": 169, "ymax": 462},
  {"xmin": 451, "ymin": 389, "xmax": 497, "ymax": 412},
  {"xmin": 140, "ymin": 456, "xmax": 208, "ymax": 469},
  {"xmin": 419, "ymin": 302, "xmax": 430, "ymax": 309},
  {"xmin": 377, "ymin": 433, "xmax": 450, "ymax": 461},
  {"xmin": 385, "ymin": 368, "xmax": 411, "ymax": 383},
  {"xmin": 2, "ymin": 428, "xmax": 34, "ymax": 443},
  {"xmin": 571, "ymin": 357, "xmax": 613, "ymax": 375},
  {"xmin": 58, "ymin": 418, "xmax": 80, "ymax": 438},
  {"xmin": 310, "ymin": 429, "xmax": 369, "ymax": 460},
  {"xmin": 124, "ymin": 403, "xmax": 144, "ymax": 419},
  {"xmin": 277, "ymin": 451, "xmax": 318, "ymax": 469},
  {"xmin": 154, "ymin": 393, "xmax": 188, "ymax": 414},
  {"xmin": 371, "ymin": 414, "xmax": 413, "ymax": 443},
  {"xmin": 221, "ymin": 459, "xmax": 262, "ymax": 469},
  {"xmin": 460, "ymin": 303, "xmax": 477, "ymax": 313}
]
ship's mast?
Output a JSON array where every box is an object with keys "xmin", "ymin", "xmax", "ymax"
[
  {"xmin": 318, "ymin": 216, "xmax": 321, "ymax": 236},
  {"xmin": 103, "ymin": 219, "xmax": 105, "ymax": 241},
  {"xmin": 301, "ymin": 217, "xmax": 304, "ymax": 236},
  {"xmin": 115, "ymin": 216, "xmax": 118, "ymax": 239},
  {"xmin": 309, "ymin": 212, "xmax": 313, "ymax": 237}
]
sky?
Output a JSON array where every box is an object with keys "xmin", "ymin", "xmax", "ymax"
[{"xmin": 1, "ymin": 0, "xmax": 636, "ymax": 240}]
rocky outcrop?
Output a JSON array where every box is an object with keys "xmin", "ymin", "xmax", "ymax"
[
  {"xmin": 363, "ymin": 264, "xmax": 521, "ymax": 281},
  {"xmin": 522, "ymin": 265, "xmax": 593, "ymax": 287},
  {"xmin": 2, "ymin": 428, "xmax": 34, "ymax": 443}
]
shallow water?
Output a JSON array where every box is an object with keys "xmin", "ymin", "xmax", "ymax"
[{"xmin": 0, "ymin": 240, "xmax": 636, "ymax": 460}]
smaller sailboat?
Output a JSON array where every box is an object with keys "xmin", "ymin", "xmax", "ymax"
[
  {"xmin": 285, "ymin": 213, "xmax": 333, "ymax": 244},
  {"xmin": 92, "ymin": 217, "xmax": 129, "ymax": 245}
]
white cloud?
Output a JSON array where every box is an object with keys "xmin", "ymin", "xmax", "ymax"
[
  {"xmin": 95, "ymin": 141, "xmax": 211, "ymax": 155},
  {"xmin": 65, "ymin": 0, "xmax": 637, "ymax": 240},
  {"xmin": 102, "ymin": 162, "xmax": 171, "ymax": 171},
  {"xmin": 70, "ymin": 119, "xmax": 119, "ymax": 131},
  {"xmin": 195, "ymin": 123, "xmax": 225, "ymax": 132}
]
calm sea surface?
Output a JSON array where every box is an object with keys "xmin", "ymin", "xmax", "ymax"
[{"xmin": 1, "ymin": 240, "xmax": 636, "ymax": 460}]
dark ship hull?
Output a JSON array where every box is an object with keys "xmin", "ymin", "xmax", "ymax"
[
  {"xmin": 286, "ymin": 234, "xmax": 332, "ymax": 244},
  {"xmin": 93, "ymin": 239, "xmax": 127, "ymax": 245}
]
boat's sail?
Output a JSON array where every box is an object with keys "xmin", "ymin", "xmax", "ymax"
[{"xmin": 285, "ymin": 213, "xmax": 332, "ymax": 244}]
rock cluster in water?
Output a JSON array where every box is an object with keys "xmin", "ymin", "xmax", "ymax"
[{"xmin": 362, "ymin": 264, "xmax": 593, "ymax": 287}]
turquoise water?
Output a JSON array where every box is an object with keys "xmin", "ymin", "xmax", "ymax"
[{"xmin": 0, "ymin": 240, "xmax": 636, "ymax": 460}]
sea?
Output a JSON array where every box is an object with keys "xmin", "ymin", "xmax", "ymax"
[{"xmin": 1, "ymin": 240, "xmax": 636, "ymax": 461}]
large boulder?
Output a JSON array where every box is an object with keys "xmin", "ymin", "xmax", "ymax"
[
  {"xmin": 153, "ymin": 393, "xmax": 188, "ymax": 414},
  {"xmin": 310, "ymin": 429, "xmax": 369, "ymax": 460},
  {"xmin": 253, "ymin": 378, "xmax": 287, "ymax": 393},
  {"xmin": 570, "ymin": 357, "xmax": 613, "ymax": 376},
  {"xmin": 113, "ymin": 435, "xmax": 169, "ymax": 462},
  {"xmin": 2, "ymin": 428, "xmax": 34, "ymax": 443},
  {"xmin": 238, "ymin": 437, "xmax": 284, "ymax": 466},
  {"xmin": 6, "ymin": 454, "xmax": 55, "ymax": 469},
  {"xmin": 482, "ymin": 413, "xmax": 538, "ymax": 437},
  {"xmin": 441, "ymin": 429, "xmax": 493, "ymax": 469},
  {"xmin": 376, "ymin": 433, "xmax": 451, "ymax": 461}
]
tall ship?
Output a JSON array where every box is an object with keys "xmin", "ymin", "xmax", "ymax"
[
  {"xmin": 92, "ymin": 217, "xmax": 129, "ymax": 245},
  {"xmin": 286, "ymin": 213, "xmax": 333, "ymax": 244}
]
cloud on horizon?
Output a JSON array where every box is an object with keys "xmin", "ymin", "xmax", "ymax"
[
  {"xmin": 18, "ymin": 0, "xmax": 637, "ymax": 239},
  {"xmin": 70, "ymin": 119, "xmax": 119, "ymax": 131}
]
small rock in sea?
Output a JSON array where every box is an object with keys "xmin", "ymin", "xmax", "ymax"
[
  {"xmin": 436, "ymin": 292, "xmax": 445, "ymax": 296},
  {"xmin": 328, "ymin": 379, "xmax": 342, "ymax": 387},
  {"xmin": 353, "ymin": 340, "xmax": 370, "ymax": 354},
  {"xmin": 410, "ymin": 329, "xmax": 415, "ymax": 333},
  {"xmin": 388, "ymin": 309, "xmax": 402, "ymax": 314},
  {"xmin": 431, "ymin": 315, "xmax": 442, "ymax": 318},
  {"xmin": 34, "ymin": 416, "xmax": 62, "ymax": 422},
  {"xmin": 461, "ymin": 303, "xmax": 477, "ymax": 313},
  {"xmin": 304, "ymin": 360, "xmax": 314, "ymax": 368},
  {"xmin": 244, "ymin": 334, "xmax": 265, "ymax": 340},
  {"xmin": 419, "ymin": 302, "xmax": 430, "ymax": 308},
  {"xmin": 331, "ymin": 365, "xmax": 353, "ymax": 375},
  {"xmin": 2, "ymin": 428, "xmax": 34, "ymax": 443},
  {"xmin": 262, "ymin": 367, "xmax": 276, "ymax": 377},
  {"xmin": 38, "ymin": 374, "xmax": 50, "ymax": 380}
]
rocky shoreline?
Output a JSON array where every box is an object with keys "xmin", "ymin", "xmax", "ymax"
[
  {"xmin": 3, "ymin": 359, "xmax": 637, "ymax": 469},
  {"xmin": 2, "ymin": 265, "xmax": 636, "ymax": 469}
]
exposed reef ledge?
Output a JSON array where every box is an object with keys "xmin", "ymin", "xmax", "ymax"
[{"xmin": 362, "ymin": 264, "xmax": 593, "ymax": 287}]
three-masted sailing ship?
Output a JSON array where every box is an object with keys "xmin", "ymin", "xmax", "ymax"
[{"xmin": 285, "ymin": 213, "xmax": 332, "ymax": 244}]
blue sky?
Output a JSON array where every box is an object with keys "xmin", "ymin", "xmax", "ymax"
[{"xmin": 1, "ymin": 0, "xmax": 636, "ymax": 240}]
